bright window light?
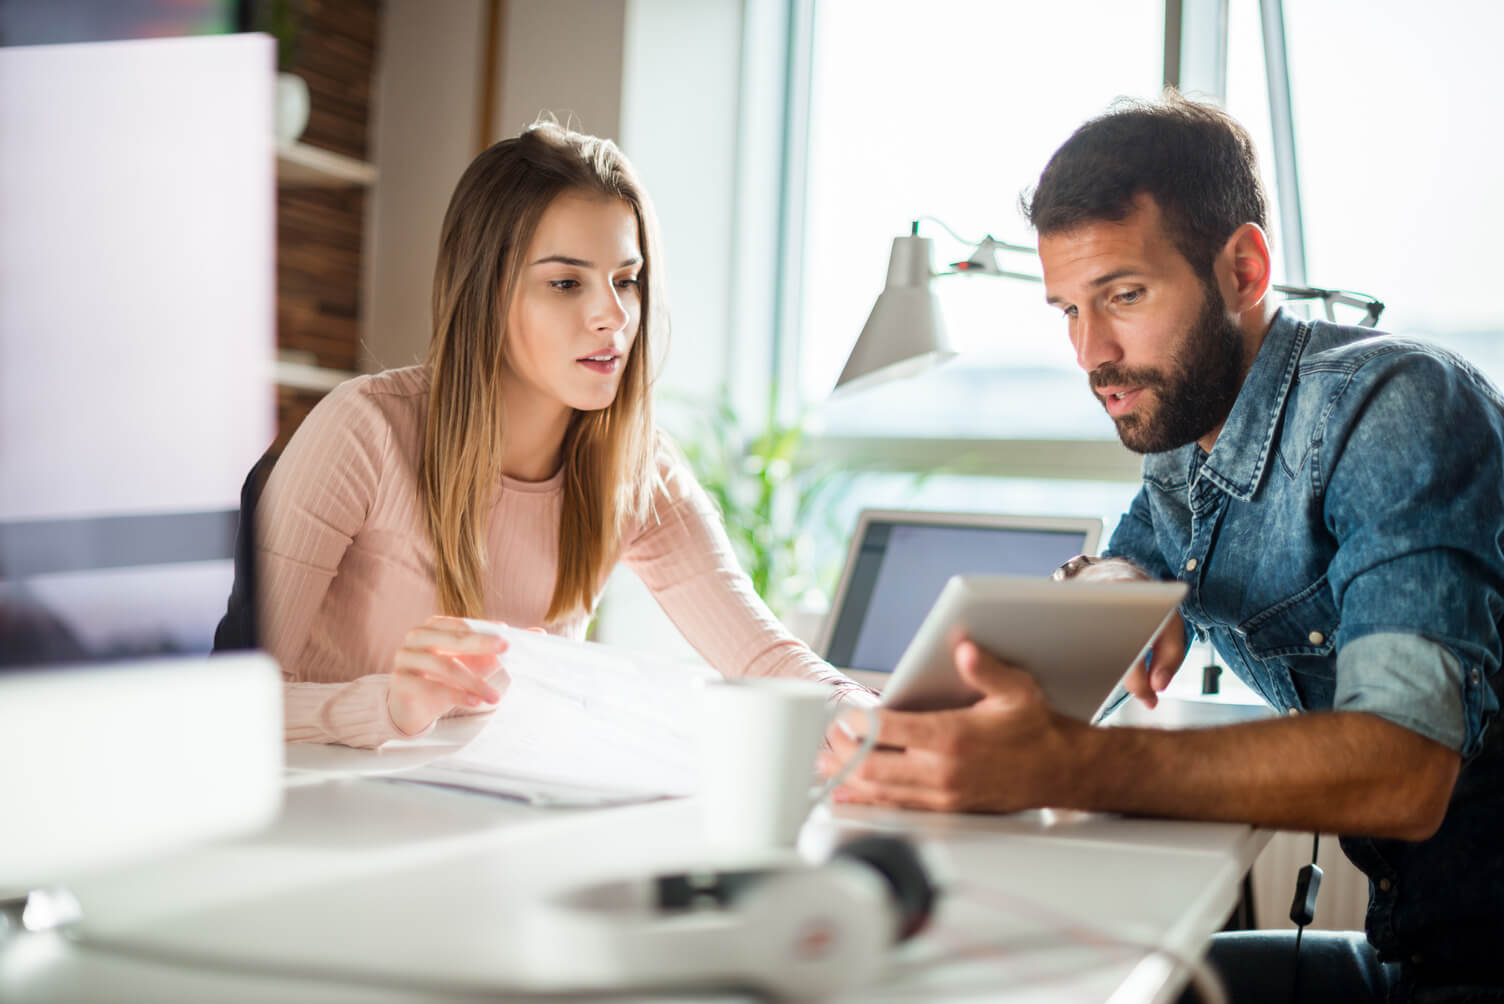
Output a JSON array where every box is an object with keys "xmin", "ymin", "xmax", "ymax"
[
  {"xmin": 1270, "ymin": 0, "xmax": 1504, "ymax": 378},
  {"xmin": 799, "ymin": 0, "xmax": 1164, "ymax": 439}
]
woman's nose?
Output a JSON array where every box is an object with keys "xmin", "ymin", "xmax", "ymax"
[{"xmin": 589, "ymin": 283, "xmax": 630, "ymax": 332}]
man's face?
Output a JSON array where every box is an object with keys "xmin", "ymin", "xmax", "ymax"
[{"xmin": 1040, "ymin": 196, "xmax": 1246, "ymax": 455}]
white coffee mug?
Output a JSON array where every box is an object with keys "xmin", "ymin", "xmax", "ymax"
[{"xmin": 698, "ymin": 678, "xmax": 880, "ymax": 852}]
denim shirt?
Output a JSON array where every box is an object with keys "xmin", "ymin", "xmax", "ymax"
[{"xmin": 1106, "ymin": 308, "xmax": 1504, "ymax": 978}]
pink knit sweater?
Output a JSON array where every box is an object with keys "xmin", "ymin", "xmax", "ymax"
[{"xmin": 257, "ymin": 366, "xmax": 861, "ymax": 748}]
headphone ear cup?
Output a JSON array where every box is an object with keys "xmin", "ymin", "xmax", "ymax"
[{"xmin": 833, "ymin": 834, "xmax": 938, "ymax": 940}]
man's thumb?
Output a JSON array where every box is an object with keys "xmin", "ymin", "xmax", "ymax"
[{"xmin": 955, "ymin": 639, "xmax": 1028, "ymax": 697}]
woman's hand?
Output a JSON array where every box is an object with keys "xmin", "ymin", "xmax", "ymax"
[{"xmin": 387, "ymin": 615, "xmax": 510, "ymax": 736}]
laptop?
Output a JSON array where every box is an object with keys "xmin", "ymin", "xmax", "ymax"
[{"xmin": 816, "ymin": 510, "xmax": 1102, "ymax": 691}]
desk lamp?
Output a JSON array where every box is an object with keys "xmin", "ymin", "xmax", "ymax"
[{"xmin": 834, "ymin": 218, "xmax": 1385, "ymax": 394}]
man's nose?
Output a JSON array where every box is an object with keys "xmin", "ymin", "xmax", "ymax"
[{"xmin": 1073, "ymin": 310, "xmax": 1122, "ymax": 372}]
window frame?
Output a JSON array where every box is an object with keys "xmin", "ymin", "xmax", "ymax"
[{"xmin": 767, "ymin": 0, "xmax": 1301, "ymax": 485}]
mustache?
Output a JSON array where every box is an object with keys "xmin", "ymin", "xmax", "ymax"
[{"xmin": 1089, "ymin": 364, "xmax": 1170, "ymax": 392}]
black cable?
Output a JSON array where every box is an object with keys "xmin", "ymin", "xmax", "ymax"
[{"xmin": 1288, "ymin": 832, "xmax": 1323, "ymax": 1001}]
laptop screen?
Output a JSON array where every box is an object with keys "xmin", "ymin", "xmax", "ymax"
[{"xmin": 824, "ymin": 517, "xmax": 1095, "ymax": 674}]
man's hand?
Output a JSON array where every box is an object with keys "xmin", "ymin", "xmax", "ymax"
[
  {"xmin": 1122, "ymin": 612, "xmax": 1188, "ymax": 709},
  {"xmin": 387, "ymin": 615, "xmax": 510, "ymax": 736},
  {"xmin": 821, "ymin": 686, "xmax": 879, "ymax": 753},
  {"xmin": 820, "ymin": 638, "xmax": 1462, "ymax": 837},
  {"xmin": 818, "ymin": 638, "xmax": 1087, "ymax": 813}
]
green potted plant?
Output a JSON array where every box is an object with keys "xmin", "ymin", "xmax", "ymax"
[{"xmin": 674, "ymin": 386, "xmax": 851, "ymax": 626}]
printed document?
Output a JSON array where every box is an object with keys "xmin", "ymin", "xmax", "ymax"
[{"xmin": 391, "ymin": 626, "xmax": 717, "ymax": 807}]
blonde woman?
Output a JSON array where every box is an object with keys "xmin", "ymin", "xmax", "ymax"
[{"xmin": 255, "ymin": 123, "xmax": 866, "ymax": 747}]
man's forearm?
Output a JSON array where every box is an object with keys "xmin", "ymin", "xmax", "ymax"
[{"xmin": 1065, "ymin": 711, "xmax": 1460, "ymax": 840}]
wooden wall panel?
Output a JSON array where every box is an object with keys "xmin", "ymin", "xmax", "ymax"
[{"xmin": 275, "ymin": 0, "xmax": 382, "ymax": 443}]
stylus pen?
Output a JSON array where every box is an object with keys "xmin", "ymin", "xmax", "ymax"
[
  {"xmin": 1091, "ymin": 649, "xmax": 1151, "ymax": 725},
  {"xmin": 1091, "ymin": 684, "xmax": 1134, "ymax": 725}
]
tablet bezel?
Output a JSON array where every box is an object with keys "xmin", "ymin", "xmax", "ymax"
[{"xmin": 878, "ymin": 574, "xmax": 1188, "ymax": 721}]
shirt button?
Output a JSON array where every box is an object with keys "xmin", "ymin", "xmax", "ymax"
[
  {"xmin": 1378, "ymin": 878, "xmax": 1392, "ymax": 892},
  {"xmin": 1471, "ymin": 668, "xmax": 1482, "ymax": 685},
  {"xmin": 1184, "ymin": 558, "xmax": 1199, "ymax": 571},
  {"xmin": 1307, "ymin": 630, "xmax": 1325, "ymax": 645},
  {"xmin": 1286, "ymin": 708, "xmax": 1300, "ymax": 717}
]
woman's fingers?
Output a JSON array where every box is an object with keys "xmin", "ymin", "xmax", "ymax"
[
  {"xmin": 395, "ymin": 648, "xmax": 502, "ymax": 703},
  {"xmin": 388, "ymin": 618, "xmax": 519, "ymax": 735},
  {"xmin": 391, "ymin": 668, "xmax": 480, "ymax": 708}
]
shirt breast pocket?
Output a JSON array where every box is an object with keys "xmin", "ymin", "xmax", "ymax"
[{"xmin": 1240, "ymin": 576, "xmax": 1340, "ymax": 661}]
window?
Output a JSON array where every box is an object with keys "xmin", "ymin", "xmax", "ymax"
[
  {"xmin": 775, "ymin": 0, "xmax": 1169, "ymax": 582},
  {"xmin": 1272, "ymin": 0, "xmax": 1504, "ymax": 378},
  {"xmin": 796, "ymin": 0, "xmax": 1166, "ymax": 445}
]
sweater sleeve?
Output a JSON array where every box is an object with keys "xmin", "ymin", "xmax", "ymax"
[
  {"xmin": 620, "ymin": 455, "xmax": 873, "ymax": 708},
  {"xmin": 257, "ymin": 379, "xmax": 412, "ymax": 748}
]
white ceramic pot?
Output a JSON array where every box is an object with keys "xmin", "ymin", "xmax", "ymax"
[{"xmin": 275, "ymin": 72, "xmax": 310, "ymax": 143}]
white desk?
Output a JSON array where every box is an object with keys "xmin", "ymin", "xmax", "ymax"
[{"xmin": 2, "ymin": 713, "xmax": 1269, "ymax": 1003}]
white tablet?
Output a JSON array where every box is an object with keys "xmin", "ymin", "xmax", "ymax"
[{"xmin": 879, "ymin": 574, "xmax": 1188, "ymax": 722}]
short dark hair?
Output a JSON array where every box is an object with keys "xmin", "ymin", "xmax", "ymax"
[{"xmin": 1023, "ymin": 91, "xmax": 1268, "ymax": 280}]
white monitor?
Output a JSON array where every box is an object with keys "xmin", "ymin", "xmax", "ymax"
[{"xmin": 0, "ymin": 34, "xmax": 283, "ymax": 894}]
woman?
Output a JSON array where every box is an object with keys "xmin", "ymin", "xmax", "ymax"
[{"xmin": 257, "ymin": 122, "xmax": 866, "ymax": 747}]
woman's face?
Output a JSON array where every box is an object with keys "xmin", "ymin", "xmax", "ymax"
[{"xmin": 503, "ymin": 191, "xmax": 643, "ymax": 414}]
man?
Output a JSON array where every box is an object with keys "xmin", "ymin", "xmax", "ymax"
[{"xmin": 826, "ymin": 94, "xmax": 1504, "ymax": 1002}]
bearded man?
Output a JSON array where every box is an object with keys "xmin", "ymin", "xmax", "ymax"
[{"xmin": 826, "ymin": 94, "xmax": 1504, "ymax": 1003}]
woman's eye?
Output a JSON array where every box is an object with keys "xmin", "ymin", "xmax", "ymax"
[
  {"xmin": 615, "ymin": 276, "xmax": 640, "ymax": 290},
  {"xmin": 549, "ymin": 279, "xmax": 580, "ymax": 291}
]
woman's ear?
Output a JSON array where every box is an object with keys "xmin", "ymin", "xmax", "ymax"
[{"xmin": 1218, "ymin": 222, "xmax": 1273, "ymax": 313}]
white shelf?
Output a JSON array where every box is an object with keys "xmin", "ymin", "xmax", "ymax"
[
  {"xmin": 275, "ymin": 140, "xmax": 377, "ymax": 188},
  {"xmin": 275, "ymin": 359, "xmax": 359, "ymax": 393}
]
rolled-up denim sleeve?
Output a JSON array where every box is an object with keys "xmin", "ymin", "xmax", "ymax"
[
  {"xmin": 1322, "ymin": 350, "xmax": 1504, "ymax": 760},
  {"xmin": 1334, "ymin": 633, "xmax": 1469, "ymax": 753}
]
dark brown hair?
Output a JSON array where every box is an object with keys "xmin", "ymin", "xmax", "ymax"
[{"xmin": 1023, "ymin": 91, "xmax": 1269, "ymax": 280}]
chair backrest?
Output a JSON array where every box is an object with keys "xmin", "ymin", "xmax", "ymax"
[{"xmin": 212, "ymin": 448, "xmax": 279, "ymax": 653}]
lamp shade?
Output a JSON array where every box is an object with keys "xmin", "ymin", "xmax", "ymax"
[{"xmin": 833, "ymin": 234, "xmax": 956, "ymax": 395}]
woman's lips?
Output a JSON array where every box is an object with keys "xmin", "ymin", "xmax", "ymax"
[{"xmin": 577, "ymin": 355, "xmax": 620, "ymax": 374}]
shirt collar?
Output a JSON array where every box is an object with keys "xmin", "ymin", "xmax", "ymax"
[{"xmin": 1143, "ymin": 307, "xmax": 1308, "ymax": 502}]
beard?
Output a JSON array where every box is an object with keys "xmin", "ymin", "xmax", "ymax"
[{"xmin": 1091, "ymin": 282, "xmax": 1246, "ymax": 455}]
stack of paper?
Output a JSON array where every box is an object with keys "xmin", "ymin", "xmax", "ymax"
[{"xmin": 392, "ymin": 627, "xmax": 719, "ymax": 807}]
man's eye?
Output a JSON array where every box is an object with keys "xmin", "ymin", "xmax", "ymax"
[
  {"xmin": 1113, "ymin": 289, "xmax": 1143, "ymax": 305},
  {"xmin": 1060, "ymin": 305, "xmax": 1077, "ymax": 319}
]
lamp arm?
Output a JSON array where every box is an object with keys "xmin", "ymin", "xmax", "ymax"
[
  {"xmin": 914, "ymin": 217, "xmax": 1385, "ymax": 328},
  {"xmin": 936, "ymin": 267, "xmax": 1042, "ymax": 284},
  {"xmin": 914, "ymin": 216, "xmax": 1034, "ymax": 256}
]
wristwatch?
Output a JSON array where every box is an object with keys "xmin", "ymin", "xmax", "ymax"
[{"xmin": 1052, "ymin": 553, "xmax": 1098, "ymax": 581}]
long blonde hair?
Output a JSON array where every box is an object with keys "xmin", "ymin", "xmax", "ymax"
[{"xmin": 422, "ymin": 122, "xmax": 664, "ymax": 623}]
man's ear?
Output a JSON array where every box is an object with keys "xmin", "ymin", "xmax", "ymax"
[{"xmin": 1217, "ymin": 222, "xmax": 1273, "ymax": 313}]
